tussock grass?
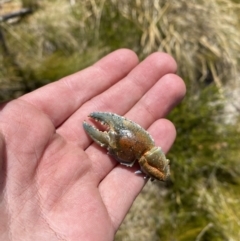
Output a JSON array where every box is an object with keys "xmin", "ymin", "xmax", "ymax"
[{"xmin": 114, "ymin": 0, "xmax": 240, "ymax": 90}]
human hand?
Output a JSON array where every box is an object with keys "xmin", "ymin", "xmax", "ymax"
[{"xmin": 0, "ymin": 49, "xmax": 185, "ymax": 241}]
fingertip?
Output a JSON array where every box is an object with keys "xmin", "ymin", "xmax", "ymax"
[
  {"xmin": 162, "ymin": 73, "xmax": 186, "ymax": 102},
  {"xmin": 94, "ymin": 48, "xmax": 139, "ymax": 73},
  {"xmin": 143, "ymin": 52, "xmax": 178, "ymax": 74},
  {"xmin": 148, "ymin": 118, "xmax": 176, "ymax": 153},
  {"xmin": 114, "ymin": 48, "xmax": 139, "ymax": 64}
]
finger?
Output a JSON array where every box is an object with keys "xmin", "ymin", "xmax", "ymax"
[
  {"xmin": 19, "ymin": 49, "xmax": 139, "ymax": 127},
  {"xmin": 99, "ymin": 119, "xmax": 176, "ymax": 229},
  {"xmin": 57, "ymin": 52, "xmax": 177, "ymax": 146},
  {"xmin": 84, "ymin": 73, "xmax": 185, "ymax": 183},
  {"xmin": 125, "ymin": 73, "xmax": 186, "ymax": 127}
]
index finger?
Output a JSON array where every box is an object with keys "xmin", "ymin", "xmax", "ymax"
[{"xmin": 19, "ymin": 49, "xmax": 139, "ymax": 127}]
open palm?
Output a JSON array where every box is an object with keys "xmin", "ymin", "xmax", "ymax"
[{"xmin": 0, "ymin": 49, "xmax": 185, "ymax": 241}]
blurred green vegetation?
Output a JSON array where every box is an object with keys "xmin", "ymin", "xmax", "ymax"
[
  {"xmin": 1, "ymin": 0, "xmax": 240, "ymax": 240},
  {"xmin": 161, "ymin": 85, "xmax": 240, "ymax": 240}
]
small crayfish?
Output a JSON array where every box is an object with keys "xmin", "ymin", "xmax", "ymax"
[{"xmin": 83, "ymin": 112, "xmax": 170, "ymax": 181}]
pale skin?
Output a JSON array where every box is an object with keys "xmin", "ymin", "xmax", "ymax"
[{"xmin": 0, "ymin": 49, "xmax": 186, "ymax": 241}]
